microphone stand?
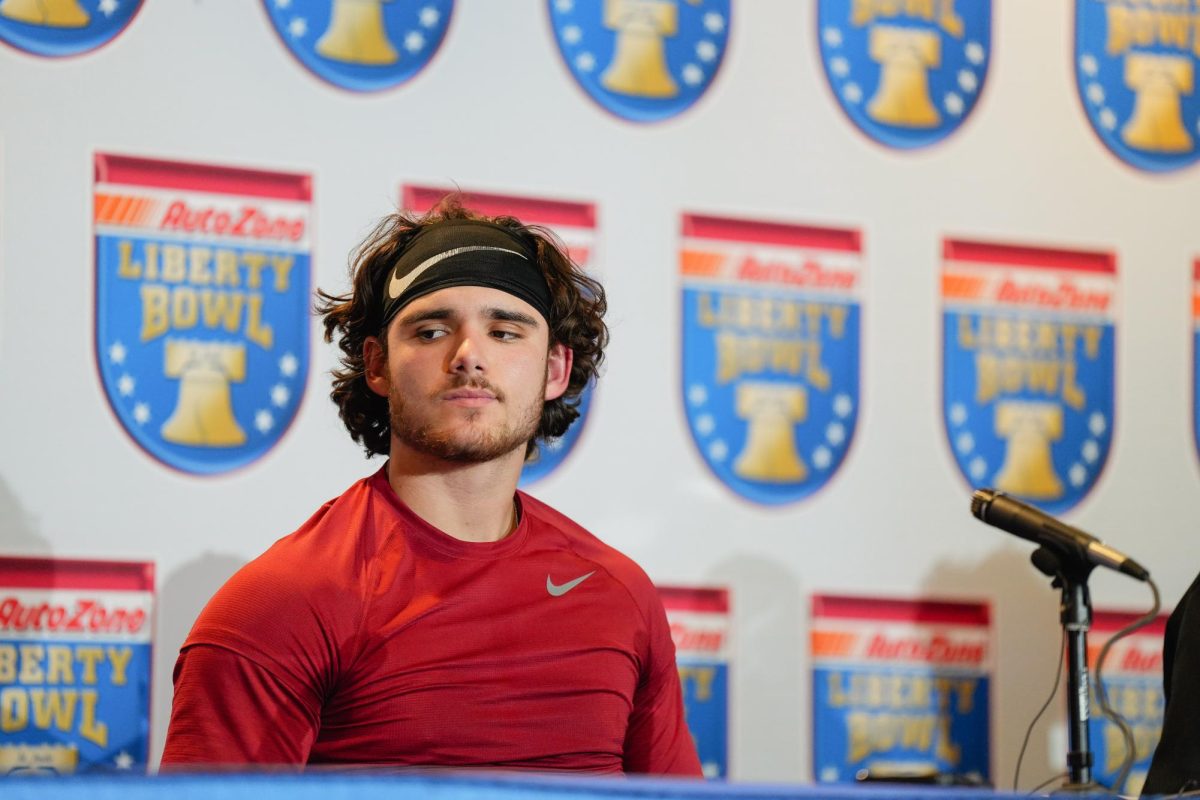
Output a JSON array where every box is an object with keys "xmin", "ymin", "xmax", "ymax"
[{"xmin": 1030, "ymin": 546, "xmax": 1099, "ymax": 793}]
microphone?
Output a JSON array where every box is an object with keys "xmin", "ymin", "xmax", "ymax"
[{"xmin": 970, "ymin": 488, "xmax": 1150, "ymax": 582}]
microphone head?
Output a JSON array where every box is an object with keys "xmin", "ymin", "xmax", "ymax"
[{"xmin": 970, "ymin": 488, "xmax": 997, "ymax": 521}]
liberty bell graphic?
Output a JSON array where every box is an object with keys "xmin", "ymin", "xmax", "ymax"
[
  {"xmin": 600, "ymin": 0, "xmax": 692, "ymax": 98},
  {"xmin": 161, "ymin": 339, "xmax": 248, "ymax": 447},
  {"xmin": 1121, "ymin": 52, "xmax": 1194, "ymax": 153},
  {"xmin": 0, "ymin": 0, "xmax": 88, "ymax": 26},
  {"xmin": 992, "ymin": 400, "xmax": 1064, "ymax": 499},
  {"xmin": 732, "ymin": 382, "xmax": 808, "ymax": 482},
  {"xmin": 316, "ymin": 0, "xmax": 399, "ymax": 65},
  {"xmin": 867, "ymin": 24, "xmax": 941, "ymax": 128}
]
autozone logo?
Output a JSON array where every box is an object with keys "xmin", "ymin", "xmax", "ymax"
[
  {"xmin": 159, "ymin": 199, "xmax": 306, "ymax": 243},
  {"xmin": 669, "ymin": 620, "xmax": 726, "ymax": 654},
  {"xmin": 0, "ymin": 596, "xmax": 147, "ymax": 636},
  {"xmin": 864, "ymin": 633, "xmax": 986, "ymax": 666}
]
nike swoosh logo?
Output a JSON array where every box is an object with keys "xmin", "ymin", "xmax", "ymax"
[
  {"xmin": 546, "ymin": 571, "xmax": 595, "ymax": 597},
  {"xmin": 387, "ymin": 245, "xmax": 527, "ymax": 300}
]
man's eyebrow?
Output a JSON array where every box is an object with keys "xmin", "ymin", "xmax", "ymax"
[
  {"xmin": 487, "ymin": 307, "xmax": 540, "ymax": 327},
  {"xmin": 397, "ymin": 307, "xmax": 456, "ymax": 327}
]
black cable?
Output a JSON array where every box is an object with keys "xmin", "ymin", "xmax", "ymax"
[
  {"xmin": 1093, "ymin": 576, "xmax": 1161, "ymax": 794},
  {"xmin": 1014, "ymin": 629, "xmax": 1067, "ymax": 792},
  {"xmin": 1028, "ymin": 771, "xmax": 1069, "ymax": 795}
]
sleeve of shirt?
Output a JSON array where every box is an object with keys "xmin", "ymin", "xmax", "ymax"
[
  {"xmin": 621, "ymin": 596, "xmax": 703, "ymax": 777},
  {"xmin": 1143, "ymin": 572, "xmax": 1200, "ymax": 795},
  {"xmin": 160, "ymin": 644, "xmax": 321, "ymax": 766}
]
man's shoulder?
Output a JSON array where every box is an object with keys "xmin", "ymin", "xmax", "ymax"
[{"xmin": 520, "ymin": 493, "xmax": 659, "ymax": 602}]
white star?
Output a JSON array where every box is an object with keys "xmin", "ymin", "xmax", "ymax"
[
  {"xmin": 1086, "ymin": 82, "xmax": 1105, "ymax": 105},
  {"xmin": 696, "ymin": 40, "xmax": 717, "ymax": 62},
  {"xmin": 812, "ymin": 446, "xmax": 832, "ymax": 470},
  {"xmin": 956, "ymin": 432, "xmax": 975, "ymax": 455},
  {"xmin": 1089, "ymin": 412, "xmax": 1108, "ymax": 437},
  {"xmin": 1080, "ymin": 54, "xmax": 1099, "ymax": 77},
  {"xmin": 288, "ymin": 17, "xmax": 307, "ymax": 38},
  {"xmin": 949, "ymin": 403, "xmax": 968, "ymax": 426},
  {"xmin": 682, "ymin": 63, "xmax": 703, "ymax": 86},
  {"xmin": 419, "ymin": 6, "xmax": 440, "ymax": 28},
  {"xmin": 405, "ymin": 31, "xmax": 426, "ymax": 53},
  {"xmin": 820, "ymin": 766, "xmax": 840, "ymax": 783},
  {"xmin": 98, "ymin": 0, "xmax": 118, "ymax": 16},
  {"xmin": 563, "ymin": 25, "xmax": 582, "ymax": 45},
  {"xmin": 826, "ymin": 422, "xmax": 846, "ymax": 446},
  {"xmin": 133, "ymin": 403, "xmax": 150, "ymax": 425},
  {"xmin": 822, "ymin": 27, "xmax": 843, "ymax": 48},
  {"xmin": 114, "ymin": 751, "xmax": 133, "ymax": 770},
  {"xmin": 958, "ymin": 69, "xmax": 978, "ymax": 93},
  {"xmin": 708, "ymin": 440, "xmax": 728, "ymax": 462},
  {"xmin": 688, "ymin": 384, "xmax": 708, "ymax": 406},
  {"xmin": 274, "ymin": 0, "xmax": 291, "ymax": 8},
  {"xmin": 271, "ymin": 384, "xmax": 290, "ymax": 408},
  {"xmin": 554, "ymin": 0, "xmax": 573, "ymax": 12},
  {"xmin": 255, "ymin": 410, "xmax": 275, "ymax": 434},
  {"xmin": 703, "ymin": 12, "xmax": 725, "ymax": 35},
  {"xmin": 1082, "ymin": 440, "xmax": 1100, "ymax": 464},
  {"xmin": 965, "ymin": 41, "xmax": 985, "ymax": 66},
  {"xmin": 843, "ymin": 82, "xmax": 862, "ymax": 104},
  {"xmin": 945, "ymin": 92, "xmax": 964, "ymax": 116},
  {"xmin": 575, "ymin": 52, "xmax": 596, "ymax": 72},
  {"xmin": 968, "ymin": 456, "xmax": 987, "ymax": 481},
  {"xmin": 830, "ymin": 56, "xmax": 850, "ymax": 78},
  {"xmin": 109, "ymin": 341, "xmax": 127, "ymax": 365},
  {"xmin": 695, "ymin": 414, "xmax": 715, "ymax": 436},
  {"xmin": 833, "ymin": 394, "xmax": 853, "ymax": 418},
  {"xmin": 1069, "ymin": 463, "xmax": 1087, "ymax": 488},
  {"xmin": 117, "ymin": 374, "xmax": 135, "ymax": 397},
  {"xmin": 280, "ymin": 353, "xmax": 299, "ymax": 377}
]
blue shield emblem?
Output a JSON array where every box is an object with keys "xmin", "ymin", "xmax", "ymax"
[
  {"xmin": 548, "ymin": 0, "xmax": 730, "ymax": 122},
  {"xmin": 94, "ymin": 154, "xmax": 311, "ymax": 475},
  {"xmin": 681, "ymin": 214, "xmax": 863, "ymax": 505},
  {"xmin": 262, "ymin": 0, "xmax": 453, "ymax": 93},
  {"xmin": 942, "ymin": 239, "xmax": 1117, "ymax": 515},
  {"xmin": 401, "ymin": 185, "xmax": 599, "ymax": 486},
  {"xmin": 816, "ymin": 0, "xmax": 991, "ymax": 149},
  {"xmin": 0, "ymin": 0, "xmax": 141, "ymax": 57},
  {"xmin": 1076, "ymin": 1, "xmax": 1200, "ymax": 172}
]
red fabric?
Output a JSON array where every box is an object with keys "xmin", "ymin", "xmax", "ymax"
[{"xmin": 162, "ymin": 469, "xmax": 701, "ymax": 776}]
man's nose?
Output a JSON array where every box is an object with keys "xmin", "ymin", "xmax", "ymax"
[{"xmin": 449, "ymin": 333, "xmax": 485, "ymax": 373}]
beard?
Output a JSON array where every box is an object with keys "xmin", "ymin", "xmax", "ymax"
[{"xmin": 388, "ymin": 375, "xmax": 544, "ymax": 463}]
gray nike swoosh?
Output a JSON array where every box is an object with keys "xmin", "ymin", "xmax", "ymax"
[
  {"xmin": 387, "ymin": 245, "xmax": 527, "ymax": 300},
  {"xmin": 546, "ymin": 571, "xmax": 595, "ymax": 597}
]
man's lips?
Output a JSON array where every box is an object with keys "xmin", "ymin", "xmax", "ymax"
[{"xmin": 441, "ymin": 388, "xmax": 498, "ymax": 406}]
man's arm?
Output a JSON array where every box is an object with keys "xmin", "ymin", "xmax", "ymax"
[
  {"xmin": 161, "ymin": 644, "xmax": 323, "ymax": 766},
  {"xmin": 622, "ymin": 601, "xmax": 703, "ymax": 776}
]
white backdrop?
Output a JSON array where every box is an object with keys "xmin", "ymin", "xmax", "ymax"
[{"xmin": 1, "ymin": 0, "xmax": 1197, "ymax": 785}]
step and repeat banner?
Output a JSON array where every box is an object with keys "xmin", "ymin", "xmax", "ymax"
[{"xmin": 0, "ymin": 0, "xmax": 1193, "ymax": 786}]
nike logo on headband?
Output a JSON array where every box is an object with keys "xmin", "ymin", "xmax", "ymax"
[{"xmin": 387, "ymin": 245, "xmax": 529, "ymax": 300}]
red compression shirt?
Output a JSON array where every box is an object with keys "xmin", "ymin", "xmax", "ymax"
[{"xmin": 161, "ymin": 468, "xmax": 701, "ymax": 775}]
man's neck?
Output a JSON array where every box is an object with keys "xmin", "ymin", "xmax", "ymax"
[{"xmin": 385, "ymin": 446, "xmax": 525, "ymax": 543}]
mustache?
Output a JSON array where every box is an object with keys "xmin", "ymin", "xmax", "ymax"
[{"xmin": 442, "ymin": 376, "xmax": 504, "ymax": 401}]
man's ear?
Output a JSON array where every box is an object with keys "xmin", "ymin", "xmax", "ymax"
[
  {"xmin": 544, "ymin": 343, "xmax": 573, "ymax": 402},
  {"xmin": 363, "ymin": 336, "xmax": 390, "ymax": 398}
]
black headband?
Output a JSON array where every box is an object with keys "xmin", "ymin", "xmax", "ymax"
[{"xmin": 379, "ymin": 219, "xmax": 553, "ymax": 328}]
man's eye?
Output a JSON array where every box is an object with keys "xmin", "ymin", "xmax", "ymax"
[
  {"xmin": 416, "ymin": 329, "xmax": 447, "ymax": 341},
  {"xmin": 492, "ymin": 329, "xmax": 521, "ymax": 341}
]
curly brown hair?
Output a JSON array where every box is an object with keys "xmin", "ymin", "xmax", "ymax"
[{"xmin": 316, "ymin": 196, "xmax": 608, "ymax": 460}]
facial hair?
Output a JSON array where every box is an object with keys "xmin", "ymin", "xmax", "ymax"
[{"xmin": 388, "ymin": 374, "xmax": 545, "ymax": 463}]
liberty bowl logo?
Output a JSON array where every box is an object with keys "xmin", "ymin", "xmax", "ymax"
[
  {"xmin": 0, "ymin": 0, "xmax": 141, "ymax": 57},
  {"xmin": 548, "ymin": 0, "xmax": 730, "ymax": 122},
  {"xmin": 262, "ymin": 0, "xmax": 453, "ymax": 92},
  {"xmin": 681, "ymin": 214, "xmax": 863, "ymax": 506},
  {"xmin": 941, "ymin": 240, "xmax": 1116, "ymax": 516},
  {"xmin": 817, "ymin": 0, "xmax": 990, "ymax": 149},
  {"xmin": 94, "ymin": 154, "xmax": 311, "ymax": 475},
  {"xmin": 1076, "ymin": 1, "xmax": 1200, "ymax": 172}
]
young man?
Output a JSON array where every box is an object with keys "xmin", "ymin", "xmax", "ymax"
[{"xmin": 161, "ymin": 199, "xmax": 702, "ymax": 775}]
